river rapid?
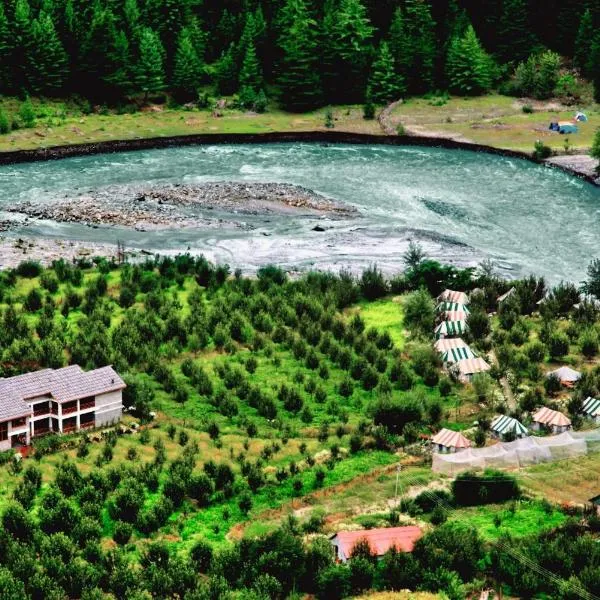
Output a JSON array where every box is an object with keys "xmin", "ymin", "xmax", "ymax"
[{"xmin": 1, "ymin": 142, "xmax": 599, "ymax": 282}]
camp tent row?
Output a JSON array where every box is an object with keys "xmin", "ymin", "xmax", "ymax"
[
  {"xmin": 490, "ymin": 415, "xmax": 528, "ymax": 440},
  {"xmin": 531, "ymin": 407, "xmax": 572, "ymax": 434}
]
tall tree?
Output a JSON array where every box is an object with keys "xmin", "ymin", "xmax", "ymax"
[
  {"xmin": 0, "ymin": 3, "xmax": 12, "ymax": 92},
  {"xmin": 322, "ymin": 0, "xmax": 374, "ymax": 103},
  {"xmin": 134, "ymin": 27, "xmax": 166, "ymax": 99},
  {"xmin": 368, "ymin": 41, "xmax": 404, "ymax": 104},
  {"xmin": 239, "ymin": 42, "xmax": 263, "ymax": 92},
  {"xmin": 12, "ymin": 0, "xmax": 34, "ymax": 92},
  {"xmin": 276, "ymin": 0, "xmax": 322, "ymax": 111},
  {"xmin": 592, "ymin": 32, "xmax": 600, "ymax": 104},
  {"xmin": 172, "ymin": 27, "xmax": 204, "ymax": 101},
  {"xmin": 574, "ymin": 9, "xmax": 594, "ymax": 77},
  {"xmin": 446, "ymin": 24, "xmax": 493, "ymax": 95},
  {"xmin": 496, "ymin": 0, "xmax": 535, "ymax": 64},
  {"xmin": 214, "ymin": 43, "xmax": 238, "ymax": 95},
  {"xmin": 104, "ymin": 29, "xmax": 133, "ymax": 99}
]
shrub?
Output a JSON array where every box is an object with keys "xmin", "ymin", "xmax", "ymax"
[
  {"xmin": 113, "ymin": 520, "xmax": 133, "ymax": 545},
  {"xmin": 452, "ymin": 470, "xmax": 520, "ymax": 506},
  {"xmin": 522, "ymin": 103, "xmax": 534, "ymax": 113},
  {"xmin": 533, "ymin": 140, "xmax": 552, "ymax": 160},
  {"xmin": 190, "ymin": 539, "xmax": 213, "ymax": 572},
  {"xmin": 0, "ymin": 109, "xmax": 10, "ymax": 134}
]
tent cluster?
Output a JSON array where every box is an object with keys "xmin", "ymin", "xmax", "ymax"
[
  {"xmin": 433, "ymin": 290, "xmax": 490, "ymax": 382},
  {"xmin": 548, "ymin": 112, "xmax": 587, "ymax": 135}
]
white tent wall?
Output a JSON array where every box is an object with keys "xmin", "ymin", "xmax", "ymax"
[{"xmin": 432, "ymin": 432, "xmax": 592, "ymax": 474}]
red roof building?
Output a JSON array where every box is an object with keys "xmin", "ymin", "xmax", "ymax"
[
  {"xmin": 431, "ymin": 428, "xmax": 472, "ymax": 453},
  {"xmin": 329, "ymin": 526, "xmax": 422, "ymax": 563}
]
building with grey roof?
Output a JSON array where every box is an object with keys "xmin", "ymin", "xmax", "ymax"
[{"xmin": 0, "ymin": 365, "xmax": 125, "ymax": 451}]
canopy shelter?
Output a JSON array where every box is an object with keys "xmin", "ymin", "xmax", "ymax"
[
  {"xmin": 434, "ymin": 337, "xmax": 469, "ymax": 353},
  {"xmin": 547, "ymin": 366, "xmax": 581, "ymax": 387},
  {"xmin": 531, "ymin": 407, "xmax": 571, "ymax": 433},
  {"xmin": 490, "ymin": 415, "xmax": 528, "ymax": 440},
  {"xmin": 452, "ymin": 357, "xmax": 490, "ymax": 382},
  {"xmin": 436, "ymin": 302, "xmax": 470, "ymax": 314},
  {"xmin": 582, "ymin": 397, "xmax": 600, "ymax": 423},
  {"xmin": 431, "ymin": 428, "xmax": 471, "ymax": 453},
  {"xmin": 441, "ymin": 345, "xmax": 478, "ymax": 364},
  {"xmin": 437, "ymin": 289, "xmax": 469, "ymax": 305},
  {"xmin": 434, "ymin": 320, "xmax": 468, "ymax": 339}
]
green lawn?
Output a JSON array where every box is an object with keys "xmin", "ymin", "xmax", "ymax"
[{"xmin": 355, "ymin": 297, "xmax": 405, "ymax": 349}]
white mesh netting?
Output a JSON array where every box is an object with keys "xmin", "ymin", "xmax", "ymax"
[{"xmin": 432, "ymin": 431, "xmax": 592, "ymax": 475}]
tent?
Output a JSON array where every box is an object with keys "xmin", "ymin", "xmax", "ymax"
[
  {"xmin": 434, "ymin": 320, "xmax": 468, "ymax": 339},
  {"xmin": 497, "ymin": 287, "xmax": 516, "ymax": 305},
  {"xmin": 441, "ymin": 345, "xmax": 478, "ymax": 364},
  {"xmin": 437, "ymin": 289, "xmax": 469, "ymax": 305},
  {"xmin": 453, "ymin": 357, "xmax": 491, "ymax": 382},
  {"xmin": 490, "ymin": 415, "xmax": 528, "ymax": 440},
  {"xmin": 574, "ymin": 112, "xmax": 588, "ymax": 122},
  {"xmin": 549, "ymin": 121, "xmax": 578, "ymax": 134},
  {"xmin": 436, "ymin": 302, "xmax": 470, "ymax": 314},
  {"xmin": 531, "ymin": 407, "xmax": 571, "ymax": 434},
  {"xmin": 582, "ymin": 397, "xmax": 600, "ymax": 424},
  {"xmin": 441, "ymin": 310, "xmax": 469, "ymax": 322},
  {"xmin": 546, "ymin": 366, "xmax": 581, "ymax": 387},
  {"xmin": 431, "ymin": 428, "xmax": 471, "ymax": 453},
  {"xmin": 434, "ymin": 337, "xmax": 470, "ymax": 353}
]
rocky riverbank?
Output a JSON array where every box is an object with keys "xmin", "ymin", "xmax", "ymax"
[{"xmin": 6, "ymin": 182, "xmax": 356, "ymax": 230}]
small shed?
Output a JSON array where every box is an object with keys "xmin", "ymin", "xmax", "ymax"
[
  {"xmin": 431, "ymin": 428, "xmax": 472, "ymax": 454},
  {"xmin": 582, "ymin": 397, "xmax": 600, "ymax": 424},
  {"xmin": 490, "ymin": 415, "xmax": 528, "ymax": 441},
  {"xmin": 546, "ymin": 366, "xmax": 581, "ymax": 387},
  {"xmin": 436, "ymin": 302, "xmax": 470, "ymax": 314},
  {"xmin": 531, "ymin": 407, "xmax": 572, "ymax": 434},
  {"xmin": 437, "ymin": 289, "xmax": 469, "ymax": 305},
  {"xmin": 330, "ymin": 526, "xmax": 422, "ymax": 563},
  {"xmin": 434, "ymin": 320, "xmax": 468, "ymax": 340},
  {"xmin": 497, "ymin": 287, "xmax": 516, "ymax": 305},
  {"xmin": 453, "ymin": 357, "xmax": 491, "ymax": 383}
]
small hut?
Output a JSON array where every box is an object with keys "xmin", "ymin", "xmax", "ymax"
[
  {"xmin": 546, "ymin": 366, "xmax": 581, "ymax": 388},
  {"xmin": 434, "ymin": 320, "xmax": 468, "ymax": 340},
  {"xmin": 453, "ymin": 357, "xmax": 491, "ymax": 383},
  {"xmin": 531, "ymin": 407, "xmax": 572, "ymax": 434},
  {"xmin": 431, "ymin": 428, "xmax": 472, "ymax": 454},
  {"xmin": 490, "ymin": 415, "xmax": 528, "ymax": 441},
  {"xmin": 582, "ymin": 397, "xmax": 600, "ymax": 424},
  {"xmin": 437, "ymin": 289, "xmax": 469, "ymax": 305},
  {"xmin": 330, "ymin": 527, "xmax": 422, "ymax": 563}
]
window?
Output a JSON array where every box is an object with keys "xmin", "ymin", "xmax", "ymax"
[
  {"xmin": 0, "ymin": 422, "xmax": 7, "ymax": 442},
  {"xmin": 11, "ymin": 417, "xmax": 26, "ymax": 428}
]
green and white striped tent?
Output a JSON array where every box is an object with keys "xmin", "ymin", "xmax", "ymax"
[
  {"xmin": 434, "ymin": 320, "xmax": 468, "ymax": 339},
  {"xmin": 491, "ymin": 415, "xmax": 528, "ymax": 439},
  {"xmin": 582, "ymin": 397, "xmax": 600, "ymax": 422},
  {"xmin": 441, "ymin": 345, "xmax": 478, "ymax": 364},
  {"xmin": 436, "ymin": 302, "xmax": 470, "ymax": 314}
]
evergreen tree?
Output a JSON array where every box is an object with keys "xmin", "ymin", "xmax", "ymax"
[
  {"xmin": 239, "ymin": 42, "xmax": 263, "ymax": 92},
  {"xmin": 172, "ymin": 28, "xmax": 204, "ymax": 101},
  {"xmin": 368, "ymin": 41, "xmax": 404, "ymax": 104},
  {"xmin": 214, "ymin": 44, "xmax": 238, "ymax": 95},
  {"xmin": 574, "ymin": 9, "xmax": 594, "ymax": 77},
  {"xmin": 104, "ymin": 29, "xmax": 133, "ymax": 99},
  {"xmin": 0, "ymin": 3, "xmax": 12, "ymax": 92},
  {"xmin": 592, "ymin": 32, "xmax": 600, "ymax": 104},
  {"xmin": 388, "ymin": 8, "xmax": 409, "ymax": 79},
  {"xmin": 496, "ymin": 0, "xmax": 535, "ymax": 64},
  {"xmin": 446, "ymin": 25, "xmax": 493, "ymax": 95},
  {"xmin": 276, "ymin": 0, "xmax": 322, "ymax": 111},
  {"xmin": 134, "ymin": 28, "xmax": 166, "ymax": 99},
  {"xmin": 27, "ymin": 12, "xmax": 69, "ymax": 95},
  {"xmin": 12, "ymin": 0, "xmax": 34, "ymax": 92},
  {"xmin": 322, "ymin": 0, "xmax": 374, "ymax": 103}
]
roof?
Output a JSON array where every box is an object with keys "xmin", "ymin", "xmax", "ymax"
[
  {"xmin": 431, "ymin": 428, "xmax": 471, "ymax": 449},
  {"xmin": 441, "ymin": 346, "xmax": 478, "ymax": 364},
  {"xmin": 331, "ymin": 526, "xmax": 422, "ymax": 557},
  {"xmin": 497, "ymin": 287, "xmax": 516, "ymax": 304},
  {"xmin": 532, "ymin": 407, "xmax": 571, "ymax": 427},
  {"xmin": 434, "ymin": 337, "xmax": 469, "ymax": 352},
  {"xmin": 435, "ymin": 320, "xmax": 468, "ymax": 337},
  {"xmin": 0, "ymin": 365, "xmax": 126, "ymax": 405},
  {"xmin": 455, "ymin": 357, "xmax": 490, "ymax": 376},
  {"xmin": 443, "ymin": 311, "xmax": 470, "ymax": 322},
  {"xmin": 547, "ymin": 366, "xmax": 581, "ymax": 383},
  {"xmin": 0, "ymin": 396, "xmax": 31, "ymax": 422},
  {"xmin": 491, "ymin": 415, "xmax": 528, "ymax": 436},
  {"xmin": 582, "ymin": 397, "xmax": 600, "ymax": 417},
  {"xmin": 436, "ymin": 302, "xmax": 470, "ymax": 314},
  {"xmin": 438, "ymin": 290, "xmax": 469, "ymax": 305}
]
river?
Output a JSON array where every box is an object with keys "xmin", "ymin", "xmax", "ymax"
[{"xmin": 1, "ymin": 142, "xmax": 599, "ymax": 282}]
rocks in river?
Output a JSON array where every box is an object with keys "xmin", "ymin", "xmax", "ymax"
[
  {"xmin": 6, "ymin": 182, "xmax": 357, "ymax": 231},
  {"xmin": 312, "ymin": 225, "xmax": 327, "ymax": 232}
]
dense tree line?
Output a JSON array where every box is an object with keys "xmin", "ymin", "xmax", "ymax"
[{"xmin": 0, "ymin": 0, "xmax": 598, "ymax": 111}]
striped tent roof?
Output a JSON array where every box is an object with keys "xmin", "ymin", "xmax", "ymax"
[
  {"xmin": 491, "ymin": 415, "xmax": 528, "ymax": 437},
  {"xmin": 582, "ymin": 397, "xmax": 600, "ymax": 417},
  {"xmin": 438, "ymin": 290, "xmax": 469, "ymax": 305},
  {"xmin": 441, "ymin": 346, "xmax": 478, "ymax": 364},
  {"xmin": 431, "ymin": 428, "xmax": 471, "ymax": 449},
  {"xmin": 436, "ymin": 302, "xmax": 471, "ymax": 314},
  {"xmin": 455, "ymin": 357, "xmax": 490, "ymax": 376},
  {"xmin": 532, "ymin": 407, "xmax": 571, "ymax": 428},
  {"xmin": 434, "ymin": 337, "xmax": 469, "ymax": 352},
  {"xmin": 434, "ymin": 320, "xmax": 468, "ymax": 338}
]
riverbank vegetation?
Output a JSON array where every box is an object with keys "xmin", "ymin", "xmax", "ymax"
[{"xmin": 0, "ymin": 251, "xmax": 598, "ymax": 597}]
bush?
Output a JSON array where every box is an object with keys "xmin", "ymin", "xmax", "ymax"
[
  {"xmin": 533, "ymin": 140, "xmax": 552, "ymax": 160},
  {"xmin": 452, "ymin": 470, "xmax": 520, "ymax": 506},
  {"xmin": 0, "ymin": 109, "xmax": 10, "ymax": 134},
  {"xmin": 113, "ymin": 520, "xmax": 133, "ymax": 545},
  {"xmin": 522, "ymin": 103, "xmax": 534, "ymax": 113}
]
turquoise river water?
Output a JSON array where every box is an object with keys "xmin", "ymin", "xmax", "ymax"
[{"xmin": 0, "ymin": 143, "xmax": 599, "ymax": 282}]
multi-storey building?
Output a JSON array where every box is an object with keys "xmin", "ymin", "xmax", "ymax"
[{"xmin": 0, "ymin": 365, "xmax": 126, "ymax": 451}]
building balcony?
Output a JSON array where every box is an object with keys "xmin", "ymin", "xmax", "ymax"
[
  {"xmin": 62, "ymin": 405, "xmax": 78, "ymax": 415},
  {"xmin": 79, "ymin": 400, "xmax": 96, "ymax": 411},
  {"xmin": 33, "ymin": 407, "xmax": 49, "ymax": 417}
]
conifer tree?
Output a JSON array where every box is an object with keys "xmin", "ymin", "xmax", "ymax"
[
  {"xmin": 27, "ymin": 12, "xmax": 69, "ymax": 95},
  {"xmin": 368, "ymin": 41, "xmax": 404, "ymax": 104},
  {"xmin": 12, "ymin": 0, "xmax": 34, "ymax": 92},
  {"xmin": 446, "ymin": 25, "xmax": 493, "ymax": 95},
  {"xmin": 388, "ymin": 8, "xmax": 409, "ymax": 79},
  {"xmin": 592, "ymin": 32, "xmax": 600, "ymax": 104},
  {"xmin": 496, "ymin": 0, "xmax": 535, "ymax": 64},
  {"xmin": 123, "ymin": 0, "xmax": 141, "ymax": 40},
  {"xmin": 173, "ymin": 28, "xmax": 204, "ymax": 101},
  {"xmin": 214, "ymin": 44, "xmax": 238, "ymax": 95},
  {"xmin": 574, "ymin": 9, "xmax": 594, "ymax": 77},
  {"xmin": 0, "ymin": 3, "xmax": 12, "ymax": 93},
  {"xmin": 105, "ymin": 30, "xmax": 133, "ymax": 99},
  {"xmin": 239, "ymin": 43, "xmax": 262, "ymax": 92},
  {"xmin": 276, "ymin": 0, "xmax": 322, "ymax": 111},
  {"xmin": 134, "ymin": 27, "xmax": 166, "ymax": 99}
]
